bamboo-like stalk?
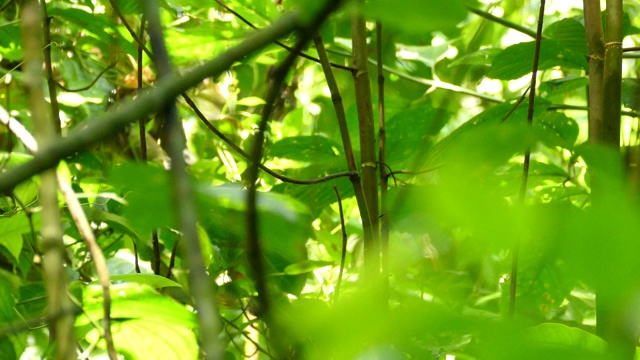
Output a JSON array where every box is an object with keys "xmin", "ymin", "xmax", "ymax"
[
  {"xmin": 376, "ymin": 22, "xmax": 389, "ymax": 300},
  {"xmin": 583, "ymin": 0, "xmax": 605, "ymax": 142},
  {"xmin": 21, "ymin": 1, "xmax": 75, "ymax": 358},
  {"xmin": 351, "ymin": 13, "xmax": 380, "ymax": 287},
  {"xmin": 311, "ymin": 33, "xmax": 375, "ymax": 272},
  {"xmin": 602, "ymin": 0, "xmax": 622, "ymax": 148}
]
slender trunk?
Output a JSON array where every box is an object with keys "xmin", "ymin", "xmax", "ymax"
[
  {"xmin": 22, "ymin": 1, "xmax": 75, "ymax": 358},
  {"xmin": 351, "ymin": 14, "xmax": 380, "ymax": 288},
  {"xmin": 583, "ymin": 0, "xmax": 605, "ymax": 143}
]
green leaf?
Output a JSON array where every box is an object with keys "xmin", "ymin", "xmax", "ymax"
[
  {"xmin": 526, "ymin": 323, "xmax": 606, "ymax": 355},
  {"xmin": 108, "ymin": 163, "xmax": 174, "ymax": 235},
  {"xmin": 109, "ymin": 274, "xmax": 182, "ymax": 288},
  {"xmin": 284, "ymin": 260, "xmax": 334, "ymax": 275},
  {"xmin": 489, "ymin": 40, "xmax": 587, "ymax": 80},
  {"xmin": 236, "ymin": 96, "xmax": 266, "ymax": 106},
  {"xmin": 622, "ymin": 78, "xmax": 640, "ymax": 111},
  {"xmin": 0, "ymin": 24, "xmax": 22, "ymax": 62},
  {"xmin": 80, "ymin": 284, "xmax": 198, "ymax": 359},
  {"xmin": 544, "ymin": 18, "xmax": 587, "ymax": 57},
  {"xmin": 0, "ymin": 214, "xmax": 40, "ymax": 261},
  {"xmin": 269, "ymin": 136, "xmax": 341, "ymax": 164},
  {"xmin": 363, "ymin": 0, "xmax": 467, "ymax": 34}
]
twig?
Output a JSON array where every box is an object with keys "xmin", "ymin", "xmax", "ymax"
[
  {"xmin": 467, "ymin": 6, "xmax": 541, "ymax": 39},
  {"xmin": 182, "ymin": 93, "xmax": 356, "ymax": 185},
  {"xmin": 333, "ymin": 186, "xmax": 347, "ymax": 304},
  {"xmin": 166, "ymin": 236, "xmax": 179, "ymax": 278},
  {"xmin": 509, "ymin": 0, "xmax": 546, "ymax": 319},
  {"xmin": 221, "ymin": 316, "xmax": 277, "ymax": 360},
  {"xmin": 41, "ymin": 1, "xmax": 61, "ymax": 133},
  {"xmin": 500, "ymin": 87, "xmax": 530, "ymax": 123},
  {"xmin": 55, "ymin": 62, "xmax": 118, "ymax": 92}
]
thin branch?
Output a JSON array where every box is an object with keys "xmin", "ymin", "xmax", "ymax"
[
  {"xmin": 376, "ymin": 21, "xmax": 389, "ymax": 301},
  {"xmin": 221, "ymin": 316, "xmax": 277, "ymax": 360},
  {"xmin": 500, "ymin": 87, "xmax": 530, "ymax": 123},
  {"xmin": 0, "ymin": 11, "xmax": 304, "ymax": 193},
  {"xmin": 333, "ymin": 186, "xmax": 347, "ymax": 305},
  {"xmin": 214, "ymin": 0, "xmax": 355, "ymax": 73},
  {"xmin": 182, "ymin": 93, "xmax": 356, "ymax": 184},
  {"xmin": 41, "ymin": 1, "xmax": 61, "ymax": 133},
  {"xmin": 166, "ymin": 236, "xmax": 179, "ymax": 278},
  {"xmin": 143, "ymin": 1, "xmax": 222, "ymax": 358},
  {"xmin": 467, "ymin": 6, "xmax": 541, "ymax": 39},
  {"xmin": 55, "ymin": 62, "xmax": 118, "ymax": 92},
  {"xmin": 313, "ymin": 31, "xmax": 377, "ymax": 290},
  {"xmin": 509, "ymin": 0, "xmax": 546, "ymax": 319}
]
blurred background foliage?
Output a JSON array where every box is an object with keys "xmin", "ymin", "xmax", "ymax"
[{"xmin": 1, "ymin": 0, "xmax": 640, "ymax": 359}]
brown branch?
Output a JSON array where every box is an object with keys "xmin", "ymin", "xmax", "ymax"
[
  {"xmin": 41, "ymin": 1, "xmax": 61, "ymax": 133},
  {"xmin": 55, "ymin": 62, "xmax": 118, "ymax": 92},
  {"xmin": 376, "ymin": 21, "xmax": 389, "ymax": 300},
  {"xmin": 509, "ymin": 0, "xmax": 546, "ymax": 319},
  {"xmin": 333, "ymin": 186, "xmax": 347, "ymax": 305}
]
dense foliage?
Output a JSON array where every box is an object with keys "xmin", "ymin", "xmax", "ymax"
[{"xmin": 1, "ymin": 0, "xmax": 640, "ymax": 359}]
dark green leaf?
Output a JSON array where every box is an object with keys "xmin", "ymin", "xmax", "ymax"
[
  {"xmin": 269, "ymin": 135, "xmax": 341, "ymax": 164},
  {"xmin": 489, "ymin": 40, "xmax": 587, "ymax": 80}
]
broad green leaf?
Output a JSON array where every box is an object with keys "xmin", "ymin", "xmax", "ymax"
[
  {"xmin": 384, "ymin": 104, "xmax": 448, "ymax": 169},
  {"xmin": 450, "ymin": 48, "xmax": 501, "ymax": 67},
  {"xmin": 622, "ymin": 78, "xmax": 640, "ymax": 111},
  {"xmin": 236, "ymin": 96, "xmax": 266, "ymax": 106},
  {"xmin": 284, "ymin": 260, "xmax": 334, "ymax": 275},
  {"xmin": 526, "ymin": 323, "xmax": 606, "ymax": 354},
  {"xmin": 109, "ymin": 274, "xmax": 182, "ymax": 288},
  {"xmin": 79, "ymin": 283, "xmax": 197, "ymax": 329},
  {"xmin": 363, "ymin": 0, "xmax": 467, "ymax": 34},
  {"xmin": 540, "ymin": 77, "xmax": 589, "ymax": 98},
  {"xmin": 0, "ymin": 214, "xmax": 40, "ymax": 261},
  {"xmin": 108, "ymin": 163, "xmax": 174, "ymax": 235},
  {"xmin": 544, "ymin": 18, "xmax": 587, "ymax": 57},
  {"xmin": 488, "ymin": 40, "xmax": 587, "ymax": 80},
  {"xmin": 80, "ymin": 284, "xmax": 197, "ymax": 359},
  {"xmin": 269, "ymin": 136, "xmax": 341, "ymax": 164},
  {"xmin": 0, "ymin": 24, "xmax": 22, "ymax": 61}
]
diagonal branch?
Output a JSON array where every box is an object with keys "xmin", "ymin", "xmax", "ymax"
[{"xmin": 0, "ymin": 11, "xmax": 304, "ymax": 193}]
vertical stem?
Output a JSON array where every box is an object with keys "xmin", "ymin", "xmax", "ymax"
[
  {"xmin": 351, "ymin": 12, "xmax": 380, "ymax": 288},
  {"xmin": 143, "ymin": 1, "xmax": 222, "ymax": 358},
  {"xmin": 602, "ymin": 0, "xmax": 622, "ymax": 148},
  {"xmin": 376, "ymin": 22, "xmax": 389, "ymax": 300},
  {"xmin": 596, "ymin": 1, "xmax": 634, "ymax": 358},
  {"xmin": 311, "ymin": 33, "xmax": 374, "ymax": 276},
  {"xmin": 41, "ymin": 0, "xmax": 61, "ymax": 133},
  {"xmin": 21, "ymin": 1, "xmax": 75, "ymax": 358},
  {"xmin": 333, "ymin": 186, "xmax": 347, "ymax": 304},
  {"xmin": 509, "ymin": 0, "xmax": 545, "ymax": 318},
  {"xmin": 583, "ymin": 0, "xmax": 605, "ymax": 143}
]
